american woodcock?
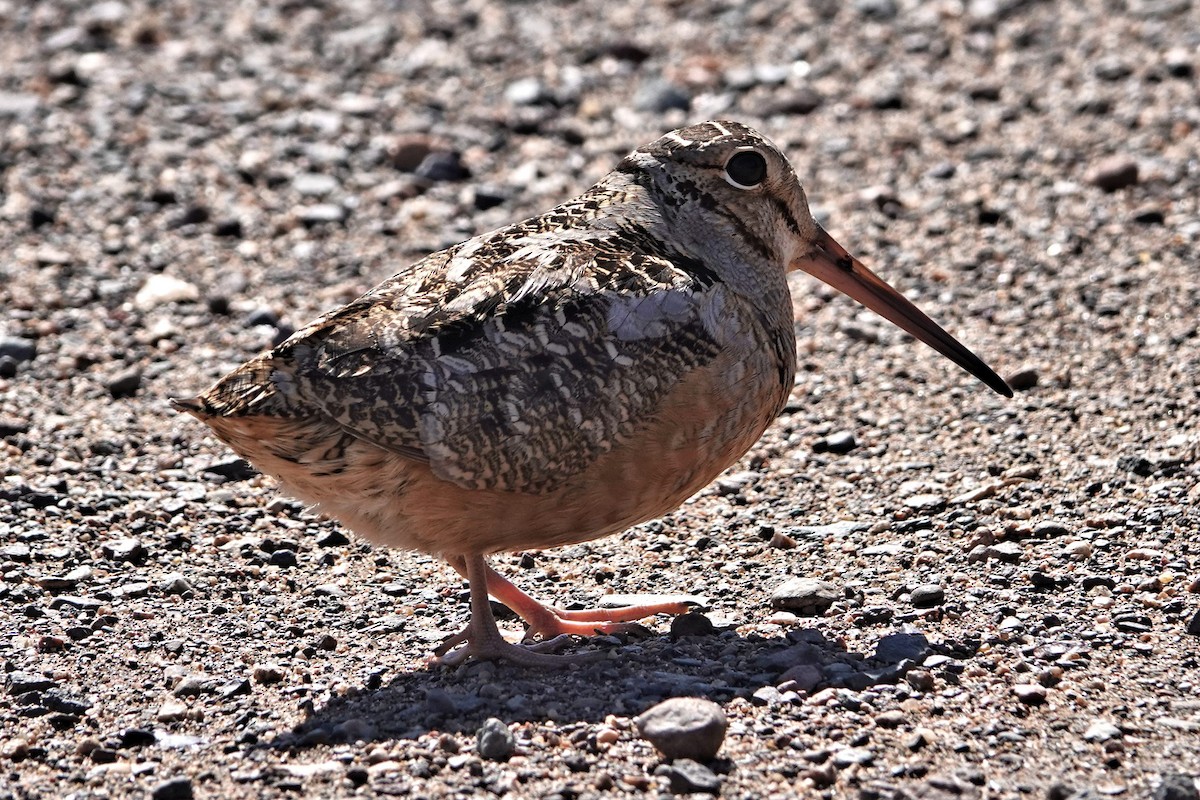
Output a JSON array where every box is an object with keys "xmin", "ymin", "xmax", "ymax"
[{"xmin": 173, "ymin": 120, "xmax": 1011, "ymax": 667}]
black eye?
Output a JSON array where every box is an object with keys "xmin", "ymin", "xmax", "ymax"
[{"xmin": 724, "ymin": 150, "xmax": 767, "ymax": 188}]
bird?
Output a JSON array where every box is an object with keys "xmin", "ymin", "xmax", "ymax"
[{"xmin": 172, "ymin": 120, "xmax": 1011, "ymax": 667}]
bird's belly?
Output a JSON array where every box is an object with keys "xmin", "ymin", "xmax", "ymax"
[{"xmin": 357, "ymin": 347, "xmax": 788, "ymax": 556}]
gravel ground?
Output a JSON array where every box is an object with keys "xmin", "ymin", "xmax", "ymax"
[{"xmin": 3, "ymin": 1, "xmax": 1199, "ymax": 798}]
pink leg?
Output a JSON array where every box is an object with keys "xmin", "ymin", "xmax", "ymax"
[
  {"xmin": 446, "ymin": 555, "xmax": 695, "ymax": 640},
  {"xmin": 431, "ymin": 553, "xmax": 602, "ymax": 667}
]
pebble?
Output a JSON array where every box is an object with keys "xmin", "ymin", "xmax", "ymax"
[
  {"xmin": 102, "ymin": 537, "xmax": 146, "ymax": 562},
  {"xmin": 415, "ymin": 151, "xmax": 469, "ymax": 182},
  {"xmin": 7, "ymin": 671, "xmax": 59, "ymax": 695},
  {"xmin": 986, "ymin": 541, "xmax": 1024, "ymax": 563},
  {"xmin": 157, "ymin": 701, "xmax": 188, "ymax": 723},
  {"xmin": 1154, "ymin": 773, "xmax": 1200, "ymax": 800},
  {"xmin": 633, "ymin": 78, "xmax": 691, "ymax": 113},
  {"xmin": 1084, "ymin": 721, "xmax": 1123, "ymax": 743},
  {"xmin": 910, "ymin": 584, "xmax": 945, "ymax": 608},
  {"xmin": 505, "ymin": 77, "xmax": 552, "ymax": 106},
  {"xmin": 634, "ymin": 697, "xmax": 727, "ymax": 761},
  {"xmin": 1186, "ymin": 611, "xmax": 1200, "ymax": 637},
  {"xmin": 34, "ymin": 566, "xmax": 92, "ymax": 591},
  {"xmin": 151, "ymin": 777, "xmax": 194, "ymax": 800},
  {"xmin": 903, "ymin": 494, "xmax": 947, "ymax": 511},
  {"xmin": 670, "ymin": 612, "xmax": 716, "ymax": 639},
  {"xmin": 832, "ymin": 747, "xmax": 875, "ymax": 767},
  {"xmin": 778, "ymin": 664, "xmax": 823, "ymax": 693},
  {"xmin": 661, "ymin": 759, "xmax": 721, "ymax": 794},
  {"xmin": 814, "ymin": 430, "xmax": 856, "ymax": 454},
  {"xmin": 473, "ymin": 718, "xmax": 515, "ymax": 762},
  {"xmin": 135, "ymin": 274, "xmax": 199, "ymax": 310},
  {"xmin": 0, "ymin": 337, "xmax": 36, "ymax": 364},
  {"xmin": 770, "ymin": 578, "xmax": 839, "ymax": 615},
  {"xmin": 875, "ymin": 633, "xmax": 930, "ymax": 663},
  {"xmin": 875, "ymin": 710, "xmax": 907, "ymax": 729},
  {"xmin": 173, "ymin": 675, "xmax": 221, "ymax": 697},
  {"xmin": 293, "ymin": 173, "xmax": 339, "ymax": 196},
  {"xmin": 107, "ymin": 368, "xmax": 143, "ymax": 399},
  {"xmin": 296, "ymin": 204, "xmax": 347, "ymax": 225},
  {"xmin": 1013, "ymin": 684, "xmax": 1047, "ymax": 705},
  {"xmin": 1087, "ymin": 156, "xmax": 1139, "ymax": 192}
]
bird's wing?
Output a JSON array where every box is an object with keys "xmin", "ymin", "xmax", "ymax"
[{"xmin": 265, "ymin": 235, "xmax": 728, "ymax": 493}]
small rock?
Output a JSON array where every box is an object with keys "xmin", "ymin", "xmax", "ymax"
[
  {"xmin": 102, "ymin": 537, "xmax": 146, "ymax": 563},
  {"xmin": 135, "ymin": 274, "xmax": 199, "ymax": 310},
  {"xmin": 664, "ymin": 759, "xmax": 721, "ymax": 794},
  {"xmin": 875, "ymin": 710, "xmax": 907, "ymax": 729},
  {"xmin": 986, "ymin": 541, "xmax": 1024, "ymax": 563},
  {"xmin": 0, "ymin": 92, "xmax": 40, "ymax": 118},
  {"xmin": 7, "ymin": 671, "xmax": 58, "ymax": 695},
  {"xmin": 505, "ymin": 77, "xmax": 552, "ymax": 106},
  {"xmin": 296, "ymin": 204, "xmax": 347, "ymax": 226},
  {"xmin": 770, "ymin": 578, "xmax": 839, "ymax": 615},
  {"xmin": 317, "ymin": 530, "xmax": 351, "ymax": 547},
  {"xmin": 1154, "ymin": 774, "xmax": 1200, "ymax": 800},
  {"xmin": 910, "ymin": 584, "xmax": 945, "ymax": 608},
  {"xmin": 245, "ymin": 307, "xmax": 280, "ymax": 328},
  {"xmin": 157, "ymin": 701, "xmax": 187, "ymax": 722},
  {"xmin": 213, "ymin": 218, "xmax": 243, "ymax": 237},
  {"xmin": 762, "ymin": 87, "xmax": 823, "ymax": 116},
  {"xmin": 854, "ymin": 0, "xmax": 897, "ymax": 18},
  {"xmin": 252, "ymin": 664, "xmax": 285, "ymax": 684},
  {"xmin": 152, "ymin": 777, "xmax": 194, "ymax": 800},
  {"xmin": 160, "ymin": 573, "xmax": 194, "ymax": 595},
  {"xmin": 1087, "ymin": 156, "xmax": 1139, "ymax": 192},
  {"xmin": 751, "ymin": 686, "xmax": 784, "ymax": 707},
  {"xmin": 34, "ymin": 565, "xmax": 92, "ymax": 590},
  {"xmin": 832, "ymin": 747, "xmax": 875, "ymax": 767},
  {"xmin": 173, "ymin": 675, "xmax": 220, "ymax": 697},
  {"xmin": 1186, "ymin": 610, "xmax": 1200, "ymax": 637},
  {"xmin": 903, "ymin": 494, "xmax": 946, "ymax": 511},
  {"xmin": 875, "ymin": 633, "xmax": 930, "ymax": 663},
  {"xmin": 814, "ymin": 430, "xmax": 856, "ymax": 454},
  {"xmin": 633, "ymin": 78, "xmax": 691, "ymax": 113},
  {"xmin": 415, "ymin": 151, "xmax": 469, "ymax": 182},
  {"xmin": 778, "ymin": 664, "xmax": 823, "ymax": 693},
  {"xmin": 634, "ymin": 697, "xmax": 727, "ymax": 761},
  {"xmin": 268, "ymin": 549, "xmax": 298, "ymax": 568},
  {"xmin": 1163, "ymin": 50, "xmax": 1194, "ymax": 79},
  {"xmin": 0, "ymin": 337, "xmax": 37, "ymax": 364},
  {"xmin": 714, "ymin": 470, "xmax": 759, "ymax": 495},
  {"xmin": 476, "ymin": 717, "xmax": 515, "ymax": 761},
  {"xmin": 293, "ymin": 173, "xmax": 339, "ymax": 196},
  {"xmin": 107, "ymin": 368, "xmax": 143, "ymax": 399},
  {"xmin": 670, "ymin": 612, "xmax": 716, "ymax": 640},
  {"xmin": 906, "ymin": 670, "xmax": 936, "ymax": 692},
  {"xmin": 1013, "ymin": 683, "xmax": 1047, "ymax": 705},
  {"xmin": 1084, "ymin": 721, "xmax": 1123, "ymax": 743},
  {"xmin": 120, "ymin": 728, "xmax": 157, "ymax": 748}
]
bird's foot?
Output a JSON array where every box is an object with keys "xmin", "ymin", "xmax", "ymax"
[{"xmin": 518, "ymin": 602, "xmax": 689, "ymax": 641}]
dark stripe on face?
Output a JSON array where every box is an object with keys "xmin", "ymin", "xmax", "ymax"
[{"xmin": 772, "ymin": 197, "xmax": 802, "ymax": 236}]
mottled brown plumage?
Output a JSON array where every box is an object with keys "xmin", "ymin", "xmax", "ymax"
[{"xmin": 174, "ymin": 120, "xmax": 1010, "ymax": 666}]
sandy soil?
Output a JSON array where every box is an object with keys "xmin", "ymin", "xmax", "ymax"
[{"xmin": 2, "ymin": 1, "xmax": 1198, "ymax": 798}]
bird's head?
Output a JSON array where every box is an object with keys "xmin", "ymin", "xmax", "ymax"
[{"xmin": 618, "ymin": 119, "xmax": 1012, "ymax": 397}]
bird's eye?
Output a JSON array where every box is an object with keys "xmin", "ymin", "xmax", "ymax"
[{"xmin": 724, "ymin": 150, "xmax": 768, "ymax": 189}]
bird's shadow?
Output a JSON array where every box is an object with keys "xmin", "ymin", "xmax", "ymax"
[{"xmin": 272, "ymin": 624, "xmax": 945, "ymax": 749}]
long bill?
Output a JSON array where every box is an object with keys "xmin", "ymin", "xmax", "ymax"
[{"xmin": 791, "ymin": 226, "xmax": 1013, "ymax": 398}]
